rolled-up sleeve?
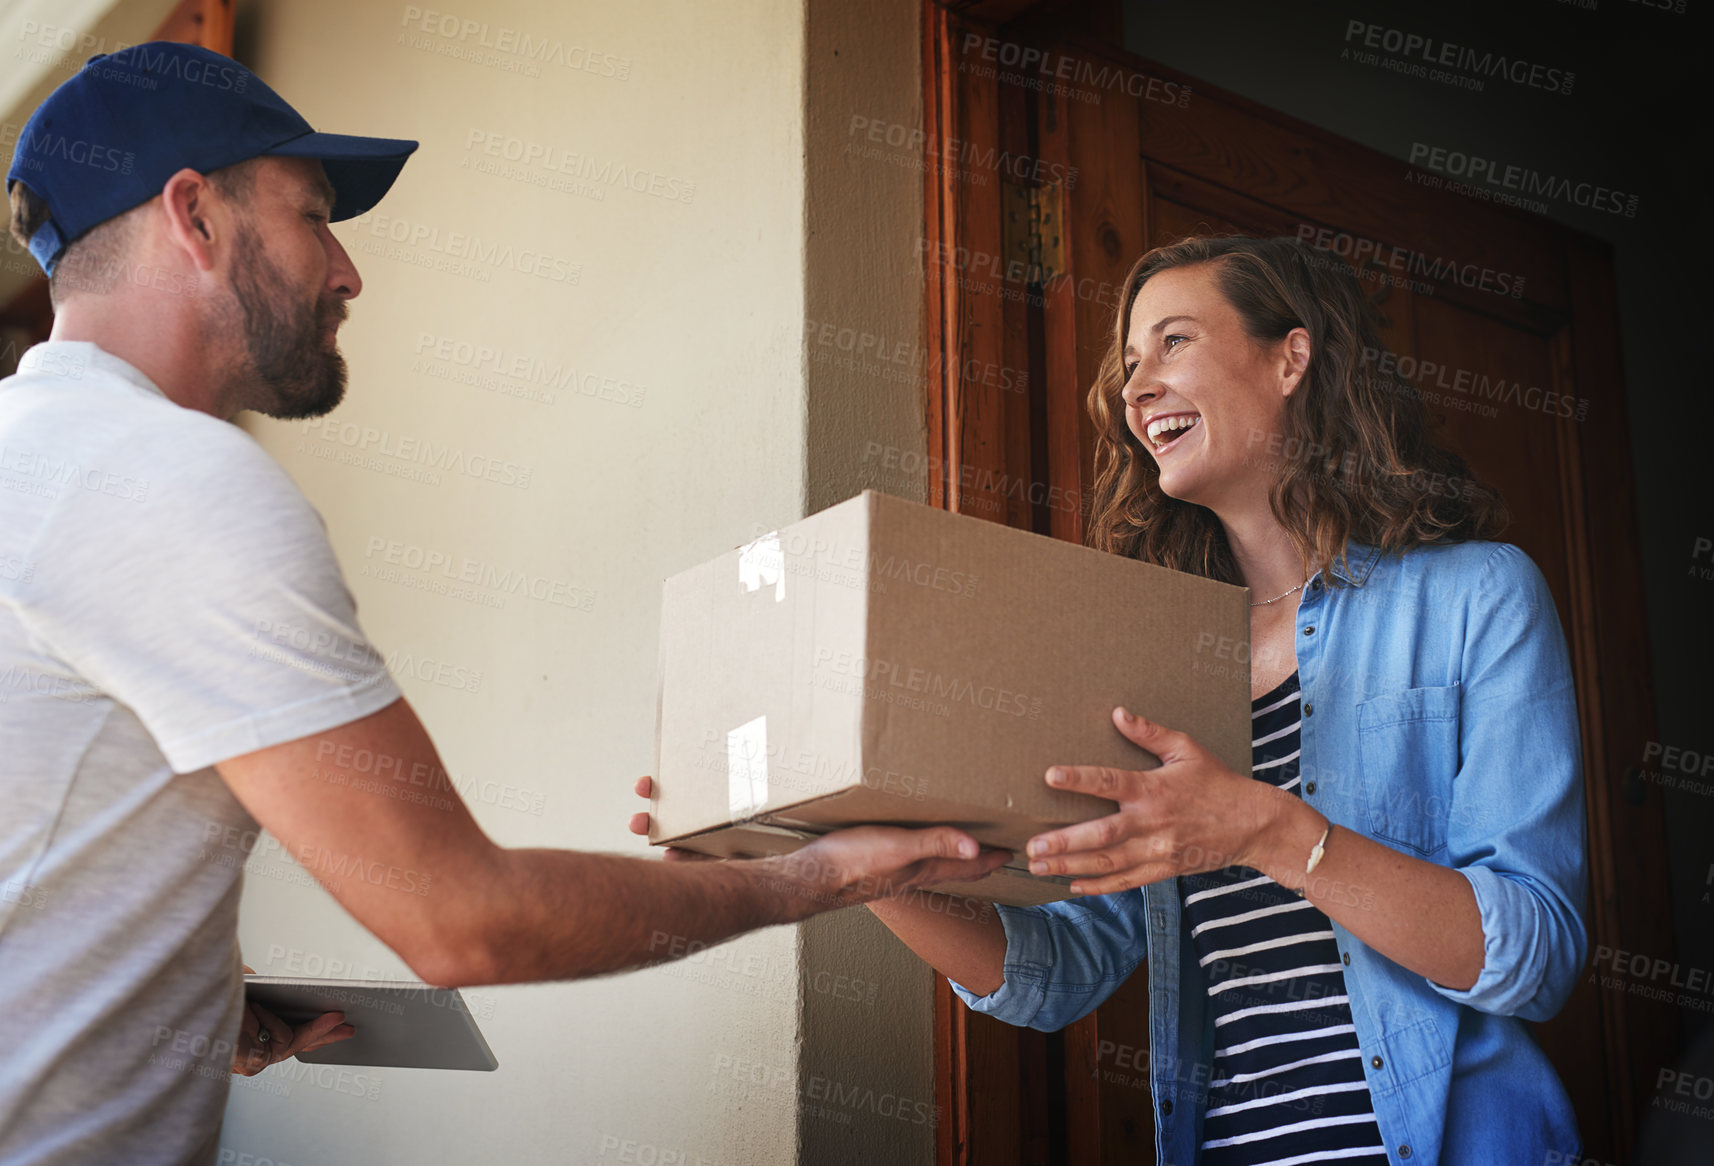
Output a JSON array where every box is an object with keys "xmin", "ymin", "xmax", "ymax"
[
  {"xmin": 1431, "ymin": 543, "xmax": 1589, "ymax": 1020},
  {"xmin": 949, "ymin": 889, "xmax": 1150, "ymax": 1032}
]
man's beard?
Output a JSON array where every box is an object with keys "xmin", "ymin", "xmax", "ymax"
[{"xmin": 222, "ymin": 222, "xmax": 349, "ymax": 420}]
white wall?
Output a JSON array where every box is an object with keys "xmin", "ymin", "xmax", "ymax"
[
  {"xmin": 214, "ymin": 1, "xmax": 934, "ymax": 1163},
  {"xmin": 225, "ymin": 1, "xmax": 809, "ymax": 1163}
]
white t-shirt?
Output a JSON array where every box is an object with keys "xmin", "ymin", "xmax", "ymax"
[{"xmin": 0, "ymin": 341, "xmax": 401, "ymax": 1165}]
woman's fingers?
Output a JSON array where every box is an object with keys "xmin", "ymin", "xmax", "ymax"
[
  {"xmin": 1028, "ymin": 837, "xmax": 1154, "ymax": 879},
  {"xmin": 1045, "ymin": 764, "xmax": 1140, "ymax": 801},
  {"xmin": 630, "ymin": 777, "xmax": 710, "ymax": 858},
  {"xmin": 1068, "ymin": 862, "xmax": 1177, "ymax": 897},
  {"xmin": 1026, "ymin": 809, "xmax": 1141, "ymax": 866},
  {"xmin": 630, "ymin": 776, "xmax": 656, "ymax": 836},
  {"xmin": 1111, "ymin": 707, "xmax": 1194, "ymax": 762}
]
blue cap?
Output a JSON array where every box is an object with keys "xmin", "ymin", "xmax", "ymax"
[{"xmin": 6, "ymin": 42, "xmax": 417, "ymax": 275}]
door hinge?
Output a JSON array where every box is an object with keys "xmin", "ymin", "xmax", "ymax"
[{"xmin": 1001, "ymin": 179, "xmax": 1065, "ymax": 286}]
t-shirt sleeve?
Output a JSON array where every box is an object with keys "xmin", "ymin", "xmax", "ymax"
[{"xmin": 16, "ymin": 415, "xmax": 401, "ymax": 773}]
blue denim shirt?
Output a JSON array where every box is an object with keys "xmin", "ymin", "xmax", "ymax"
[{"xmin": 950, "ymin": 540, "xmax": 1587, "ymax": 1165}]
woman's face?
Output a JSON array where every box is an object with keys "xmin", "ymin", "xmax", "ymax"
[{"xmin": 1121, "ymin": 263, "xmax": 1305, "ymax": 514}]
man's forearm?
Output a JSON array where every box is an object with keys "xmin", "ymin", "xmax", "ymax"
[
  {"xmin": 221, "ymin": 702, "xmax": 993, "ymax": 987},
  {"xmin": 433, "ymin": 847, "xmax": 826, "ymax": 987}
]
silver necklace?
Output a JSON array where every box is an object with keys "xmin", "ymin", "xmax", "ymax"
[{"xmin": 1249, "ymin": 580, "xmax": 1306, "ymax": 607}]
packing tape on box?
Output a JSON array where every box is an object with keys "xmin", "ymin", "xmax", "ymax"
[
  {"xmin": 737, "ymin": 532, "xmax": 785, "ymax": 602},
  {"xmin": 728, "ymin": 714, "xmax": 769, "ymax": 818}
]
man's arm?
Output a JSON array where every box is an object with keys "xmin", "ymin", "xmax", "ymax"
[{"xmin": 217, "ymin": 697, "xmax": 1006, "ymax": 988}]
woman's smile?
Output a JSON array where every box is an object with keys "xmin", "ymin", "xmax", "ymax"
[{"xmin": 1143, "ymin": 410, "xmax": 1202, "ymax": 456}]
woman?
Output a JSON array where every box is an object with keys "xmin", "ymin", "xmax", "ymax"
[{"xmin": 864, "ymin": 235, "xmax": 1588, "ymax": 1164}]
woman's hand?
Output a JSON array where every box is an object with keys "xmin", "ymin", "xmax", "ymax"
[
  {"xmin": 628, "ymin": 776, "xmax": 714, "ymax": 861},
  {"xmin": 1024, "ymin": 707, "xmax": 1309, "ymax": 896},
  {"xmin": 1032, "ymin": 712, "xmax": 1486, "ymax": 991}
]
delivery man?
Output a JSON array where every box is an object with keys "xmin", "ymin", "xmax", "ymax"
[{"xmin": 0, "ymin": 42, "xmax": 1002, "ymax": 1166}]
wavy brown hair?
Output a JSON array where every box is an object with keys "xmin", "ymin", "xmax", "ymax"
[{"xmin": 1085, "ymin": 234, "xmax": 1508, "ymax": 586}]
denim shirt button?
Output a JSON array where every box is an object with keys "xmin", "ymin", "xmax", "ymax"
[
  {"xmin": 1304, "ymin": 625, "xmax": 1315, "ymax": 635},
  {"xmin": 1342, "ymin": 952, "xmax": 1351, "ymax": 966},
  {"xmin": 1160, "ymin": 1098, "xmax": 1173, "ymax": 1116},
  {"xmin": 1305, "ymin": 781, "xmax": 1317, "ymax": 795},
  {"xmin": 1398, "ymin": 1146, "xmax": 1412, "ymax": 1159},
  {"xmin": 1304, "ymin": 702, "xmax": 1314, "ymax": 716},
  {"xmin": 1371, "ymin": 1055, "xmax": 1384, "ymax": 1070}
]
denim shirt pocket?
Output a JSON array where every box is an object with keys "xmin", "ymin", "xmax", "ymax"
[{"xmin": 1356, "ymin": 685, "xmax": 1461, "ymax": 857}]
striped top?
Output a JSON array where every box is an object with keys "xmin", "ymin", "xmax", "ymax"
[{"xmin": 1179, "ymin": 671, "xmax": 1387, "ymax": 1164}]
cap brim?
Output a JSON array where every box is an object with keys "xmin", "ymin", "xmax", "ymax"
[{"xmin": 264, "ymin": 132, "xmax": 418, "ymax": 221}]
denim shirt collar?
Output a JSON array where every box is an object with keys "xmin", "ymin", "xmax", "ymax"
[{"xmin": 1323, "ymin": 540, "xmax": 1385, "ymax": 587}]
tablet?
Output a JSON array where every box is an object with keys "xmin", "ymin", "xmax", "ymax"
[{"xmin": 243, "ymin": 976, "xmax": 499, "ymax": 1071}]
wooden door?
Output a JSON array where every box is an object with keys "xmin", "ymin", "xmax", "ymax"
[{"xmin": 922, "ymin": 2, "xmax": 1674, "ymax": 1163}]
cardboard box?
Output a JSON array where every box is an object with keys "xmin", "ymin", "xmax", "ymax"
[{"xmin": 651, "ymin": 491, "xmax": 1250, "ymax": 906}]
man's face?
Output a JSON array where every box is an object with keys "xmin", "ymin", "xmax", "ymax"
[{"xmin": 217, "ymin": 157, "xmax": 362, "ymax": 419}]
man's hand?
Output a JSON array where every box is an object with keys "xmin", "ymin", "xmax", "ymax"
[
  {"xmin": 628, "ymin": 775, "xmax": 1011, "ymax": 910},
  {"xmin": 779, "ymin": 824, "xmax": 1011, "ymax": 908},
  {"xmin": 232, "ymin": 964, "xmax": 356, "ymax": 1077}
]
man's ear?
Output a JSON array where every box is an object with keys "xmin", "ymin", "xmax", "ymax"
[
  {"xmin": 159, "ymin": 168, "xmax": 222, "ymax": 272},
  {"xmin": 1279, "ymin": 327, "xmax": 1312, "ymax": 398}
]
